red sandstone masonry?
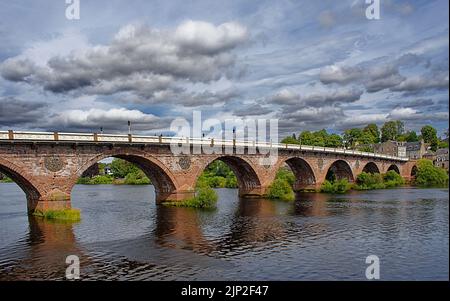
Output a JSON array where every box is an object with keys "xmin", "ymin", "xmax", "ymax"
[{"xmin": 0, "ymin": 142, "xmax": 417, "ymax": 213}]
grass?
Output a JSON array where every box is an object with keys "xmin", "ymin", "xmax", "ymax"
[{"xmin": 32, "ymin": 208, "xmax": 81, "ymax": 222}]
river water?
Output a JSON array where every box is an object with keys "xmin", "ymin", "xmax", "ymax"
[{"xmin": 0, "ymin": 183, "xmax": 448, "ymax": 280}]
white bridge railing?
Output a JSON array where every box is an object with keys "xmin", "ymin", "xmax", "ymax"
[{"xmin": 0, "ymin": 130, "xmax": 409, "ymax": 161}]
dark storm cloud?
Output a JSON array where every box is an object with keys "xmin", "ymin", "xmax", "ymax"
[{"xmin": 0, "ymin": 97, "xmax": 47, "ymax": 126}]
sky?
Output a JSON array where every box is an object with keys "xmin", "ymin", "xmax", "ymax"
[{"xmin": 0, "ymin": 0, "xmax": 448, "ymax": 139}]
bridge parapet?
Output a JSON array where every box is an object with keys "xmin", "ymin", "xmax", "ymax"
[{"xmin": 0, "ymin": 130, "xmax": 408, "ymax": 162}]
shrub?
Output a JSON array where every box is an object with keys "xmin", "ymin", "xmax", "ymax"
[
  {"xmin": 320, "ymin": 179, "xmax": 351, "ymax": 194},
  {"xmin": 383, "ymin": 170, "xmax": 404, "ymax": 188},
  {"xmin": 76, "ymin": 175, "xmax": 114, "ymax": 184},
  {"xmin": 275, "ymin": 168, "xmax": 295, "ymax": 186},
  {"xmin": 90, "ymin": 175, "xmax": 114, "ymax": 184},
  {"xmin": 225, "ymin": 174, "xmax": 238, "ymax": 188},
  {"xmin": 124, "ymin": 170, "xmax": 151, "ymax": 185},
  {"xmin": 355, "ymin": 172, "xmax": 385, "ymax": 190},
  {"xmin": 414, "ymin": 159, "xmax": 449, "ymax": 187},
  {"xmin": 164, "ymin": 186, "xmax": 218, "ymax": 209},
  {"xmin": 267, "ymin": 178, "xmax": 295, "ymax": 201}
]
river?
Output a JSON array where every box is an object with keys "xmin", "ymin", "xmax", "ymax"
[{"xmin": 0, "ymin": 183, "xmax": 448, "ymax": 280}]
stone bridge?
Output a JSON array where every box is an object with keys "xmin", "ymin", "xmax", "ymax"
[{"xmin": 0, "ymin": 130, "xmax": 417, "ymax": 214}]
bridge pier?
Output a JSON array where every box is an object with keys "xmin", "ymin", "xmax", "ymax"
[
  {"xmin": 27, "ymin": 190, "xmax": 72, "ymax": 215},
  {"xmin": 156, "ymin": 189, "xmax": 196, "ymax": 204}
]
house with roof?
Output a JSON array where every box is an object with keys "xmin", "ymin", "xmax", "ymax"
[{"xmin": 435, "ymin": 148, "xmax": 449, "ymax": 170}]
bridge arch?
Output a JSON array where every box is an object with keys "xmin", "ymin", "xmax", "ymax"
[
  {"xmin": 0, "ymin": 157, "xmax": 42, "ymax": 209},
  {"xmin": 282, "ymin": 157, "xmax": 316, "ymax": 190},
  {"xmin": 387, "ymin": 164, "xmax": 400, "ymax": 174},
  {"xmin": 326, "ymin": 160, "xmax": 354, "ymax": 182},
  {"xmin": 72, "ymin": 150, "xmax": 178, "ymax": 202},
  {"xmin": 362, "ymin": 162, "xmax": 380, "ymax": 174},
  {"xmin": 195, "ymin": 155, "xmax": 262, "ymax": 197}
]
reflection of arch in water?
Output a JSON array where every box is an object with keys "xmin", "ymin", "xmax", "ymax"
[
  {"xmin": 362, "ymin": 162, "xmax": 380, "ymax": 174},
  {"xmin": 0, "ymin": 216, "xmax": 85, "ymax": 280},
  {"xmin": 154, "ymin": 206, "xmax": 211, "ymax": 252},
  {"xmin": 326, "ymin": 160, "xmax": 354, "ymax": 182},
  {"xmin": 214, "ymin": 199, "xmax": 285, "ymax": 254}
]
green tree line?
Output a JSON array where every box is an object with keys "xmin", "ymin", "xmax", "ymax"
[{"xmin": 281, "ymin": 121, "xmax": 448, "ymax": 152}]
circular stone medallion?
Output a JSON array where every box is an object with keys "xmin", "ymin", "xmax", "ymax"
[
  {"xmin": 44, "ymin": 156, "xmax": 64, "ymax": 172},
  {"xmin": 178, "ymin": 156, "xmax": 191, "ymax": 170}
]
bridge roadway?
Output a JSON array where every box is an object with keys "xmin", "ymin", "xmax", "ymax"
[{"xmin": 0, "ymin": 130, "xmax": 416, "ymax": 214}]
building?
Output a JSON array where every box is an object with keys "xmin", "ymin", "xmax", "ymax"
[
  {"xmin": 371, "ymin": 141, "xmax": 407, "ymax": 158},
  {"xmin": 423, "ymin": 150, "xmax": 436, "ymax": 161},
  {"xmin": 404, "ymin": 140, "xmax": 428, "ymax": 159},
  {"xmin": 104, "ymin": 166, "xmax": 113, "ymax": 175},
  {"xmin": 435, "ymin": 148, "xmax": 449, "ymax": 170}
]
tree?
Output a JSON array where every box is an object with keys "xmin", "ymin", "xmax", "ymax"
[
  {"xmin": 325, "ymin": 133, "xmax": 343, "ymax": 147},
  {"xmin": 363, "ymin": 123, "xmax": 380, "ymax": 143},
  {"xmin": 281, "ymin": 136, "xmax": 299, "ymax": 144},
  {"xmin": 299, "ymin": 131, "xmax": 315, "ymax": 145},
  {"xmin": 403, "ymin": 131, "xmax": 419, "ymax": 142},
  {"xmin": 381, "ymin": 121, "xmax": 399, "ymax": 142},
  {"xmin": 421, "ymin": 125, "xmax": 438, "ymax": 151},
  {"xmin": 343, "ymin": 128, "xmax": 363, "ymax": 148},
  {"xmin": 395, "ymin": 120, "xmax": 405, "ymax": 136},
  {"xmin": 110, "ymin": 158, "xmax": 140, "ymax": 178},
  {"xmin": 414, "ymin": 159, "xmax": 448, "ymax": 187}
]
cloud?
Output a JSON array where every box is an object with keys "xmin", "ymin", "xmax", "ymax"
[
  {"xmin": 296, "ymin": 88, "xmax": 363, "ymax": 108},
  {"xmin": 174, "ymin": 20, "xmax": 248, "ymax": 55},
  {"xmin": 319, "ymin": 65, "xmax": 362, "ymax": 85},
  {"xmin": 336, "ymin": 113, "xmax": 388, "ymax": 129},
  {"xmin": 401, "ymin": 98, "xmax": 434, "ymax": 108},
  {"xmin": 390, "ymin": 72, "xmax": 449, "ymax": 93},
  {"xmin": 319, "ymin": 53, "xmax": 448, "ymax": 94},
  {"xmin": 0, "ymin": 58, "xmax": 37, "ymax": 82},
  {"xmin": 387, "ymin": 107, "xmax": 418, "ymax": 120},
  {"xmin": 233, "ymin": 103, "xmax": 273, "ymax": 116},
  {"xmin": 45, "ymin": 107, "xmax": 171, "ymax": 133},
  {"xmin": 270, "ymin": 87, "xmax": 363, "ymax": 110},
  {"xmin": 0, "ymin": 97, "xmax": 47, "ymax": 126},
  {"xmin": 0, "ymin": 21, "xmax": 248, "ymax": 101},
  {"xmin": 270, "ymin": 89, "xmax": 300, "ymax": 105}
]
